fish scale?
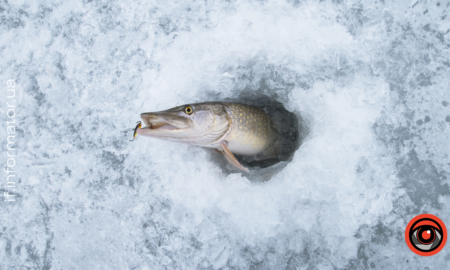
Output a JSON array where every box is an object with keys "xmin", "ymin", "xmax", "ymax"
[{"xmin": 225, "ymin": 103, "xmax": 275, "ymax": 154}]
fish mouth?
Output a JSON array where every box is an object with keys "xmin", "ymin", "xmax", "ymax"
[
  {"xmin": 141, "ymin": 116, "xmax": 179, "ymax": 130},
  {"xmin": 136, "ymin": 112, "xmax": 190, "ymax": 138}
]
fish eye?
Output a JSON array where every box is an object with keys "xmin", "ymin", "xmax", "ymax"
[
  {"xmin": 410, "ymin": 219, "xmax": 443, "ymax": 252},
  {"xmin": 184, "ymin": 105, "xmax": 193, "ymax": 115}
]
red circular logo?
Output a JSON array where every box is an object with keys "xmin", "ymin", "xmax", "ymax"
[{"xmin": 405, "ymin": 214, "xmax": 447, "ymax": 256}]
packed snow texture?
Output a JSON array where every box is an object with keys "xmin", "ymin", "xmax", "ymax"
[{"xmin": 1, "ymin": 0, "xmax": 450, "ymax": 269}]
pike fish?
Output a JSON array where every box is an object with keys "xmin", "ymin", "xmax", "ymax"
[{"xmin": 136, "ymin": 102, "xmax": 279, "ymax": 172}]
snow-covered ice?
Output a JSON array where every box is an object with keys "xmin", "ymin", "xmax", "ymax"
[{"xmin": 1, "ymin": 0, "xmax": 449, "ymax": 269}]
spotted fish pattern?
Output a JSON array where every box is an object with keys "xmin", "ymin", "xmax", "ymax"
[{"xmin": 224, "ymin": 103, "xmax": 276, "ymax": 156}]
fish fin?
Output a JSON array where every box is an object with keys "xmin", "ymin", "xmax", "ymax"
[{"xmin": 220, "ymin": 142, "xmax": 250, "ymax": 173}]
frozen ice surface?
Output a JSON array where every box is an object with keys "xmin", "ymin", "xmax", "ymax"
[{"xmin": 0, "ymin": 0, "xmax": 450, "ymax": 269}]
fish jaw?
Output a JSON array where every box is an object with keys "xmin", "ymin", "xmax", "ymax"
[{"xmin": 137, "ymin": 112, "xmax": 196, "ymax": 140}]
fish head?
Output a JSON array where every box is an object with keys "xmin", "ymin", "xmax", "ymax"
[{"xmin": 137, "ymin": 103, "xmax": 230, "ymax": 145}]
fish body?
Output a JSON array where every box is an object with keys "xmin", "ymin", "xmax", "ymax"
[
  {"xmin": 222, "ymin": 103, "xmax": 276, "ymax": 155},
  {"xmin": 136, "ymin": 102, "xmax": 278, "ymax": 172}
]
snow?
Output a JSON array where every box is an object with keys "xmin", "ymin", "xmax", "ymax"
[{"xmin": 1, "ymin": 0, "xmax": 449, "ymax": 269}]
